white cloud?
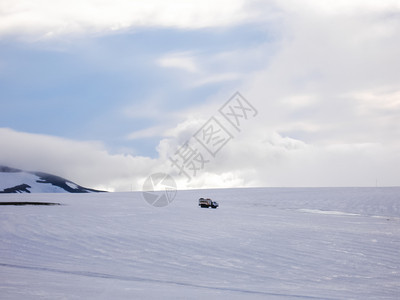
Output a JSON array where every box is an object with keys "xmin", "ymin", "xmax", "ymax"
[
  {"xmin": 156, "ymin": 51, "xmax": 242, "ymax": 89},
  {"xmin": 239, "ymin": 0, "xmax": 400, "ymax": 144},
  {"xmin": 2, "ymin": 0, "xmax": 400, "ymax": 189},
  {"xmin": 352, "ymin": 89, "xmax": 400, "ymax": 112},
  {"xmin": 191, "ymin": 73, "xmax": 241, "ymax": 87},
  {"xmin": 155, "ymin": 50, "xmax": 247, "ymax": 92},
  {"xmin": 0, "ymin": 0, "xmax": 251, "ymax": 39},
  {"xmin": 151, "ymin": 116, "xmax": 400, "ymax": 188},
  {"xmin": 126, "ymin": 126, "xmax": 166, "ymax": 140},
  {"xmin": 157, "ymin": 52, "xmax": 199, "ymax": 73},
  {"xmin": 277, "ymin": 0, "xmax": 400, "ymax": 14},
  {"xmin": 281, "ymin": 95, "xmax": 317, "ymax": 109},
  {"xmin": 148, "ymin": 0, "xmax": 400, "ymax": 188},
  {"xmin": 0, "ymin": 128, "xmax": 158, "ymax": 191}
]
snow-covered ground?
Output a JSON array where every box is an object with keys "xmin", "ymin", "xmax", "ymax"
[{"xmin": 1, "ymin": 187, "xmax": 399, "ymax": 299}]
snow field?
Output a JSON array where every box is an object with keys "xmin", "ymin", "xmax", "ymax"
[{"xmin": 0, "ymin": 187, "xmax": 399, "ymax": 299}]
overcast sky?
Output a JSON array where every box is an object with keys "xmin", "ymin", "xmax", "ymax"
[{"xmin": 1, "ymin": 0, "xmax": 400, "ymax": 191}]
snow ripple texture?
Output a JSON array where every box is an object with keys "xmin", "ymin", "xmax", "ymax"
[{"xmin": 0, "ymin": 187, "xmax": 399, "ymax": 299}]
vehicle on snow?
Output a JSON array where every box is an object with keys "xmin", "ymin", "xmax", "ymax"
[{"xmin": 198, "ymin": 198, "xmax": 219, "ymax": 208}]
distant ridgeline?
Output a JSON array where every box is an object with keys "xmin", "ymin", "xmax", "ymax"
[{"xmin": 0, "ymin": 166, "xmax": 105, "ymax": 193}]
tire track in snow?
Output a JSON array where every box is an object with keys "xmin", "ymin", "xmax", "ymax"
[{"xmin": 0, "ymin": 262, "xmax": 339, "ymax": 300}]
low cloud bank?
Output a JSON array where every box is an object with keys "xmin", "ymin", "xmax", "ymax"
[{"xmin": 2, "ymin": 126, "xmax": 398, "ymax": 191}]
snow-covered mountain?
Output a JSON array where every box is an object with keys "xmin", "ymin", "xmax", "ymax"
[{"xmin": 0, "ymin": 165, "xmax": 103, "ymax": 193}]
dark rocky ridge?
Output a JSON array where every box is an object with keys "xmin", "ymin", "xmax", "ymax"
[{"xmin": 0, "ymin": 165, "xmax": 105, "ymax": 193}]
